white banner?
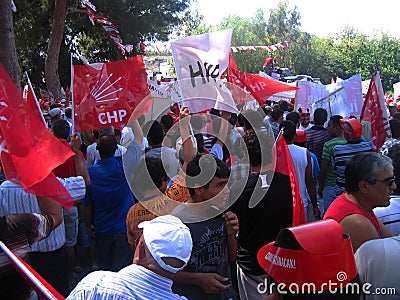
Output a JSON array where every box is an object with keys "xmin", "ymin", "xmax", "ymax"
[
  {"xmin": 171, "ymin": 29, "xmax": 238, "ymax": 113},
  {"xmin": 296, "ymin": 74, "xmax": 363, "ymax": 117}
]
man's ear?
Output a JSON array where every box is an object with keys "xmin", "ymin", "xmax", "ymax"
[
  {"xmin": 359, "ymin": 180, "xmax": 369, "ymax": 194},
  {"xmin": 193, "ymin": 183, "xmax": 203, "ymax": 196}
]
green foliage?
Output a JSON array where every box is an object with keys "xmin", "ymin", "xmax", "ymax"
[{"xmin": 12, "ymin": 0, "xmax": 190, "ymax": 89}]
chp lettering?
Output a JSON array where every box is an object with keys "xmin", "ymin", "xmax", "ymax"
[
  {"xmin": 189, "ymin": 61, "xmax": 220, "ymax": 88},
  {"xmin": 98, "ymin": 109, "xmax": 127, "ymax": 125}
]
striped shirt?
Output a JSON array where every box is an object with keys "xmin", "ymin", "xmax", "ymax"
[
  {"xmin": 0, "ymin": 176, "xmax": 86, "ymax": 252},
  {"xmin": 67, "ymin": 264, "xmax": 188, "ymax": 300},
  {"xmin": 332, "ymin": 141, "xmax": 373, "ymax": 195},
  {"xmin": 374, "ymin": 195, "xmax": 400, "ymax": 236}
]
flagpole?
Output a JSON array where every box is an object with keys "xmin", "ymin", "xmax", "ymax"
[
  {"xmin": 0, "ymin": 241, "xmax": 63, "ymax": 300},
  {"xmin": 25, "ymin": 72, "xmax": 47, "ymax": 126},
  {"xmin": 70, "ymin": 54, "xmax": 75, "ymax": 133}
]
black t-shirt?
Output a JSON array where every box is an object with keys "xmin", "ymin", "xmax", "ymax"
[{"xmin": 229, "ymin": 172, "xmax": 293, "ymax": 275}]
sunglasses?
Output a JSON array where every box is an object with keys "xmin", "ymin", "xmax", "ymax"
[{"xmin": 375, "ymin": 176, "xmax": 396, "ymax": 187}]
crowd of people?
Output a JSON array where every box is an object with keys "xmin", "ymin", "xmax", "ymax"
[{"xmin": 0, "ymin": 97, "xmax": 400, "ymax": 300}]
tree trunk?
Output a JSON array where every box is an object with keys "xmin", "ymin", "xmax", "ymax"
[
  {"xmin": 0, "ymin": 0, "xmax": 21, "ymax": 90},
  {"xmin": 45, "ymin": 0, "xmax": 67, "ymax": 99}
]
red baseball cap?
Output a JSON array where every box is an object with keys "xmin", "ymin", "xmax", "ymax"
[
  {"xmin": 298, "ymin": 107, "xmax": 310, "ymax": 115},
  {"xmin": 293, "ymin": 129, "xmax": 307, "ymax": 144},
  {"xmin": 340, "ymin": 118, "xmax": 362, "ymax": 139},
  {"xmin": 257, "ymin": 219, "xmax": 357, "ymax": 291}
]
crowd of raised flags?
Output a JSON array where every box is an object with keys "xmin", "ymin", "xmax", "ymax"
[{"xmin": 0, "ymin": 28, "xmax": 398, "ymax": 298}]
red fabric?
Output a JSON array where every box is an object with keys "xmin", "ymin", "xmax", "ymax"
[
  {"xmin": 0, "ymin": 63, "xmax": 74, "ymax": 209},
  {"xmin": 227, "ymin": 53, "xmax": 299, "ymax": 105},
  {"xmin": 274, "ymin": 134, "xmax": 306, "ymax": 226},
  {"xmin": 324, "ymin": 193, "xmax": 382, "ymax": 238},
  {"xmin": 24, "ymin": 80, "xmax": 46, "ymax": 126},
  {"xmin": 360, "ymin": 76, "xmax": 386, "ymax": 152},
  {"xmin": 263, "ymin": 57, "xmax": 273, "ymax": 67},
  {"xmin": 0, "ymin": 241, "xmax": 65, "ymax": 299},
  {"xmin": 73, "ymin": 56, "xmax": 151, "ymax": 132},
  {"xmin": 52, "ymin": 141, "xmax": 84, "ymax": 178}
]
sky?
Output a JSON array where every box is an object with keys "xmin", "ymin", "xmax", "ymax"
[{"xmin": 194, "ymin": 0, "xmax": 400, "ymax": 39}]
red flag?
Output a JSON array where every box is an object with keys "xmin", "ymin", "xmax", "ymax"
[
  {"xmin": 72, "ymin": 56, "xmax": 151, "ymax": 132},
  {"xmin": 274, "ymin": 134, "xmax": 306, "ymax": 226},
  {"xmin": 0, "ymin": 63, "xmax": 74, "ymax": 209},
  {"xmin": 23, "ymin": 76, "xmax": 46, "ymax": 127},
  {"xmin": 0, "ymin": 241, "xmax": 64, "ymax": 299},
  {"xmin": 227, "ymin": 52, "xmax": 299, "ymax": 105},
  {"xmin": 360, "ymin": 76, "xmax": 387, "ymax": 152}
]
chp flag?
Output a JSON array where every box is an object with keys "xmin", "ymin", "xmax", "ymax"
[
  {"xmin": 72, "ymin": 56, "xmax": 151, "ymax": 132},
  {"xmin": 171, "ymin": 29, "xmax": 238, "ymax": 114}
]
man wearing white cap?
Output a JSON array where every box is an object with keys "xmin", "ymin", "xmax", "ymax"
[{"xmin": 67, "ymin": 215, "xmax": 193, "ymax": 299}]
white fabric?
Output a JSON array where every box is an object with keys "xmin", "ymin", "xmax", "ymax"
[
  {"xmin": 86, "ymin": 142, "xmax": 127, "ymax": 167},
  {"xmin": 355, "ymin": 235, "xmax": 400, "ymax": 300},
  {"xmin": 287, "ymin": 144, "xmax": 310, "ymax": 211},
  {"xmin": 138, "ymin": 215, "xmax": 192, "ymax": 273},
  {"xmin": 374, "ymin": 195, "xmax": 400, "ymax": 235},
  {"xmin": 171, "ymin": 29, "xmax": 238, "ymax": 114}
]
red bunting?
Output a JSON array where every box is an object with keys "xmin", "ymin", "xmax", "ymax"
[
  {"xmin": 72, "ymin": 56, "xmax": 151, "ymax": 132},
  {"xmin": 274, "ymin": 134, "xmax": 306, "ymax": 226},
  {"xmin": 0, "ymin": 64, "xmax": 74, "ymax": 209}
]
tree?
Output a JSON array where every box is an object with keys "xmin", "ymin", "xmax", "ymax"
[
  {"xmin": 12, "ymin": 0, "xmax": 190, "ymax": 93},
  {"xmin": 45, "ymin": 0, "xmax": 67, "ymax": 99},
  {"xmin": 0, "ymin": 0, "xmax": 21, "ymax": 89},
  {"xmin": 219, "ymin": 9, "xmax": 267, "ymax": 73}
]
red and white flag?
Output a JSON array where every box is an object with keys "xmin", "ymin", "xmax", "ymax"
[
  {"xmin": 171, "ymin": 29, "xmax": 238, "ymax": 113},
  {"xmin": 23, "ymin": 75, "xmax": 46, "ymax": 127},
  {"xmin": 72, "ymin": 56, "xmax": 151, "ymax": 132},
  {"xmin": 0, "ymin": 63, "xmax": 75, "ymax": 209},
  {"xmin": 0, "ymin": 241, "xmax": 64, "ymax": 299},
  {"xmin": 274, "ymin": 134, "xmax": 306, "ymax": 226},
  {"xmin": 228, "ymin": 52, "xmax": 299, "ymax": 105},
  {"xmin": 360, "ymin": 74, "xmax": 390, "ymax": 152}
]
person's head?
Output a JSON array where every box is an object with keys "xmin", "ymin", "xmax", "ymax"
[
  {"xmin": 313, "ymin": 108, "xmax": 328, "ymax": 126},
  {"xmin": 133, "ymin": 215, "xmax": 193, "ymax": 278},
  {"xmin": 43, "ymin": 112, "xmax": 51, "ymax": 128},
  {"xmin": 190, "ymin": 114, "xmax": 205, "ymax": 133},
  {"xmin": 389, "ymin": 119, "xmax": 400, "ymax": 139},
  {"xmin": 186, "ymin": 154, "xmax": 230, "ymax": 202},
  {"xmin": 146, "ymin": 120, "xmax": 164, "ymax": 147},
  {"xmin": 48, "ymin": 107, "xmax": 62, "ymax": 120},
  {"xmin": 132, "ymin": 157, "xmax": 169, "ymax": 197},
  {"xmin": 244, "ymin": 130, "xmax": 274, "ymax": 167},
  {"xmin": 64, "ymin": 107, "xmax": 72, "ymax": 119},
  {"xmin": 96, "ymin": 133, "xmax": 118, "ymax": 159},
  {"xmin": 51, "ymin": 119, "xmax": 70, "ymax": 140},
  {"xmin": 262, "ymin": 105, "xmax": 273, "ymax": 116},
  {"xmin": 271, "ymin": 108, "xmax": 284, "ymax": 123},
  {"xmin": 345, "ymin": 152, "xmax": 395, "ymax": 207},
  {"xmin": 280, "ymin": 120, "xmax": 297, "ymax": 144},
  {"xmin": 293, "ymin": 129, "xmax": 307, "ymax": 147},
  {"xmin": 393, "ymin": 112, "xmax": 400, "ymax": 121},
  {"xmin": 286, "ymin": 112, "xmax": 300, "ymax": 128},
  {"xmin": 160, "ymin": 115, "xmax": 174, "ymax": 134},
  {"xmin": 298, "ymin": 107, "xmax": 310, "ymax": 127},
  {"xmin": 114, "ymin": 129, "xmax": 122, "ymax": 144},
  {"xmin": 387, "ymin": 143, "xmax": 400, "ymax": 194},
  {"xmin": 340, "ymin": 118, "xmax": 362, "ymax": 142},
  {"xmin": 258, "ymin": 220, "xmax": 360, "ymax": 300},
  {"xmin": 388, "ymin": 102, "xmax": 398, "ymax": 117},
  {"xmin": 243, "ymin": 110, "xmax": 264, "ymax": 132},
  {"xmin": 327, "ymin": 115, "xmax": 343, "ymax": 138},
  {"xmin": 279, "ymin": 101, "xmax": 289, "ymax": 112}
]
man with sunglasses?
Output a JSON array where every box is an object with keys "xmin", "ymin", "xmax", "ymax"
[{"xmin": 324, "ymin": 152, "xmax": 393, "ymax": 252}]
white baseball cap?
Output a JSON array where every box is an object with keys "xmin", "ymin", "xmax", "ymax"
[{"xmin": 138, "ymin": 215, "xmax": 192, "ymax": 273}]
